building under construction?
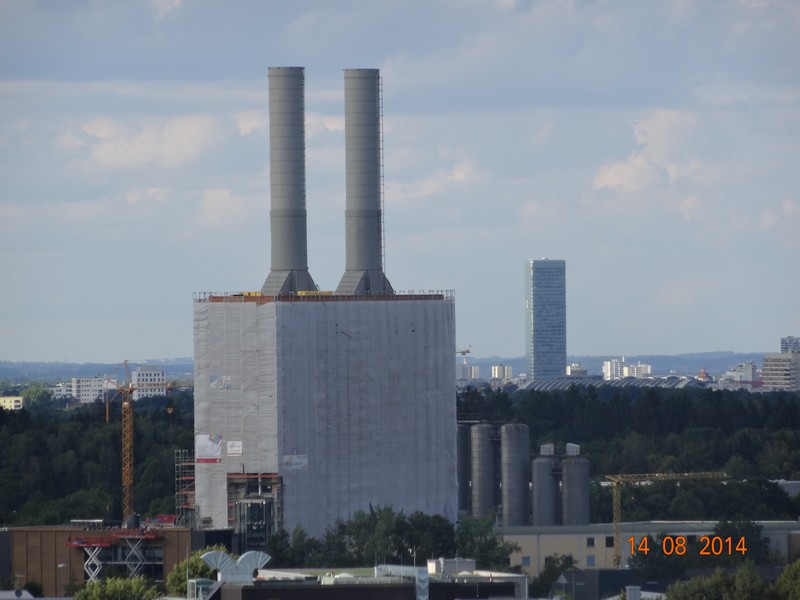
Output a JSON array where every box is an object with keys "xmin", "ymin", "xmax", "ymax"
[{"xmin": 192, "ymin": 67, "xmax": 456, "ymax": 539}]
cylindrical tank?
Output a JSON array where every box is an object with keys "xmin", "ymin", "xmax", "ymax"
[
  {"xmin": 531, "ymin": 456, "xmax": 559, "ymax": 526},
  {"xmin": 457, "ymin": 424, "xmax": 471, "ymax": 516},
  {"xmin": 500, "ymin": 424, "xmax": 530, "ymax": 526},
  {"xmin": 561, "ymin": 456, "xmax": 590, "ymax": 526},
  {"xmin": 470, "ymin": 424, "xmax": 497, "ymax": 518}
]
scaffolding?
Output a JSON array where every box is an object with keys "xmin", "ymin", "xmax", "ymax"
[{"xmin": 175, "ymin": 449, "xmax": 196, "ymax": 528}]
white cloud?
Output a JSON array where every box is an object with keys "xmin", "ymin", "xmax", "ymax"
[
  {"xmin": 232, "ymin": 110, "xmax": 267, "ymax": 136},
  {"xmin": 593, "ymin": 152, "xmax": 664, "ymax": 194},
  {"xmin": 85, "ymin": 115, "xmax": 218, "ymax": 169},
  {"xmin": 197, "ymin": 188, "xmax": 260, "ymax": 227},
  {"xmin": 633, "ymin": 109, "xmax": 699, "ymax": 169},
  {"xmin": 387, "ymin": 159, "xmax": 487, "ymax": 209}
]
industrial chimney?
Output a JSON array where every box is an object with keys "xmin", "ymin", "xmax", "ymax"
[
  {"xmin": 261, "ymin": 67, "xmax": 317, "ymax": 296},
  {"xmin": 336, "ymin": 68, "xmax": 394, "ymax": 295}
]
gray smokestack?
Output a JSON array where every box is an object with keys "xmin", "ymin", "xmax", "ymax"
[
  {"xmin": 261, "ymin": 66, "xmax": 317, "ymax": 296},
  {"xmin": 335, "ymin": 68, "xmax": 394, "ymax": 295}
]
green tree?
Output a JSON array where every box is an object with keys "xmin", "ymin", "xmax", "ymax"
[
  {"xmin": 405, "ymin": 512, "xmax": 456, "ymax": 564},
  {"xmin": 21, "ymin": 384, "xmax": 53, "ymax": 412},
  {"xmin": 772, "ymin": 559, "xmax": 800, "ymax": 600},
  {"xmin": 529, "ymin": 554, "xmax": 577, "ymax": 597},
  {"xmin": 165, "ymin": 546, "xmax": 228, "ymax": 597},
  {"xmin": 455, "ymin": 513, "xmax": 518, "ymax": 571},
  {"xmin": 73, "ymin": 576, "xmax": 159, "ymax": 600},
  {"xmin": 665, "ymin": 562, "xmax": 772, "ymax": 600}
]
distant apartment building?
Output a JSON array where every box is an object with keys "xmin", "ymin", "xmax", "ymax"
[
  {"xmin": 762, "ymin": 352, "xmax": 800, "ymax": 391},
  {"xmin": 0, "ymin": 396, "xmax": 22, "ymax": 410},
  {"xmin": 131, "ymin": 366, "xmax": 167, "ymax": 400},
  {"xmin": 525, "ymin": 259, "xmax": 567, "ymax": 380},
  {"xmin": 602, "ymin": 357, "xmax": 652, "ymax": 381},
  {"xmin": 71, "ymin": 377, "xmax": 109, "ymax": 403},
  {"xmin": 566, "ymin": 363, "xmax": 587, "ymax": 377},
  {"xmin": 456, "ymin": 360, "xmax": 480, "ymax": 381},
  {"xmin": 781, "ymin": 336, "xmax": 800, "ymax": 354},
  {"xmin": 719, "ymin": 361, "xmax": 757, "ymax": 385},
  {"xmin": 49, "ymin": 383, "xmax": 73, "ymax": 400},
  {"xmin": 491, "ymin": 364, "xmax": 513, "ymax": 381}
]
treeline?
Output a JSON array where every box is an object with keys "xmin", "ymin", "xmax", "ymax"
[
  {"xmin": 459, "ymin": 385, "xmax": 800, "ymax": 522},
  {"xmin": 266, "ymin": 507, "xmax": 516, "ymax": 571},
  {"xmin": 3, "ymin": 383, "xmax": 799, "ymax": 527},
  {"xmin": 0, "ymin": 392, "xmax": 194, "ymax": 525}
]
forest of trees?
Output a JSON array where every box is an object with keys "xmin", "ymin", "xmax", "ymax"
[
  {"xmin": 1, "ymin": 382, "xmax": 799, "ymax": 527},
  {"xmin": 0, "ymin": 386, "xmax": 194, "ymax": 525}
]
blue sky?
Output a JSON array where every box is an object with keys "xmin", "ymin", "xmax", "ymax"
[{"xmin": 1, "ymin": 0, "xmax": 798, "ymax": 364}]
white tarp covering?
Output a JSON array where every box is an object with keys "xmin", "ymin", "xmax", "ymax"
[{"xmin": 194, "ymin": 295, "xmax": 457, "ymax": 535}]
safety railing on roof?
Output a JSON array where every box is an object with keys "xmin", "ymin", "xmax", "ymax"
[{"xmin": 194, "ymin": 290, "xmax": 455, "ymax": 302}]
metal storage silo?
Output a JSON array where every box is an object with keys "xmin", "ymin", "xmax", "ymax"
[
  {"xmin": 531, "ymin": 456, "xmax": 559, "ymax": 526},
  {"xmin": 470, "ymin": 424, "xmax": 497, "ymax": 518},
  {"xmin": 457, "ymin": 424, "xmax": 471, "ymax": 516},
  {"xmin": 500, "ymin": 423, "xmax": 530, "ymax": 526},
  {"xmin": 561, "ymin": 456, "xmax": 590, "ymax": 526}
]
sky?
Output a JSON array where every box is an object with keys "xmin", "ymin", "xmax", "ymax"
[{"xmin": 1, "ymin": 0, "xmax": 799, "ymax": 364}]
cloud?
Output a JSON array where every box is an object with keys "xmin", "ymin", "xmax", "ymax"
[
  {"xmin": 196, "ymin": 188, "xmax": 260, "ymax": 227},
  {"xmin": 633, "ymin": 109, "xmax": 699, "ymax": 170},
  {"xmin": 84, "ymin": 115, "xmax": 218, "ymax": 169},
  {"xmin": 386, "ymin": 159, "xmax": 487, "ymax": 209},
  {"xmin": 593, "ymin": 152, "xmax": 665, "ymax": 194},
  {"xmin": 231, "ymin": 110, "xmax": 267, "ymax": 136},
  {"xmin": 152, "ymin": 0, "xmax": 182, "ymax": 20}
]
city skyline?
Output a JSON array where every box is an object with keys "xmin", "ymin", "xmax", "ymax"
[{"xmin": 1, "ymin": 1, "xmax": 799, "ymax": 363}]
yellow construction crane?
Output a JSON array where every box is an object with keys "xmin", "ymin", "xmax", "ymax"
[
  {"xmin": 105, "ymin": 361, "xmax": 172, "ymax": 520},
  {"xmin": 605, "ymin": 471, "xmax": 728, "ymax": 567}
]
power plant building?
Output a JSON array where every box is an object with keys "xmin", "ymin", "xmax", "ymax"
[
  {"xmin": 524, "ymin": 259, "xmax": 566, "ymax": 380},
  {"xmin": 193, "ymin": 67, "xmax": 457, "ymax": 538}
]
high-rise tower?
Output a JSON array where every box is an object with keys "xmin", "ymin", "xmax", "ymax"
[{"xmin": 525, "ymin": 259, "xmax": 566, "ymax": 380}]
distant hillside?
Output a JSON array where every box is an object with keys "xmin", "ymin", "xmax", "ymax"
[{"xmin": 0, "ymin": 359, "xmax": 194, "ymax": 383}]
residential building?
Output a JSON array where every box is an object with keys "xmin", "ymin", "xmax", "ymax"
[
  {"xmin": 70, "ymin": 377, "xmax": 109, "ymax": 403},
  {"xmin": 762, "ymin": 352, "xmax": 800, "ymax": 391},
  {"xmin": 491, "ymin": 364, "xmax": 513, "ymax": 381},
  {"xmin": 566, "ymin": 363, "xmax": 587, "ymax": 377},
  {"xmin": 524, "ymin": 258, "xmax": 566, "ymax": 380},
  {"xmin": 781, "ymin": 336, "xmax": 800, "ymax": 353},
  {"xmin": 131, "ymin": 366, "xmax": 167, "ymax": 400},
  {"xmin": 602, "ymin": 357, "xmax": 652, "ymax": 380},
  {"xmin": 0, "ymin": 396, "xmax": 22, "ymax": 410}
]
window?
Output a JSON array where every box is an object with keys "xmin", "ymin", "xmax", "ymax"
[
  {"xmin": 605, "ymin": 536, "xmax": 614, "ymax": 548},
  {"xmin": 522, "ymin": 556, "xmax": 531, "ymax": 568},
  {"xmin": 586, "ymin": 555, "xmax": 596, "ymax": 567},
  {"xmin": 586, "ymin": 536, "xmax": 595, "ymax": 548}
]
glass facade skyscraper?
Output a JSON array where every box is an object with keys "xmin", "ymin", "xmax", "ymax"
[{"xmin": 525, "ymin": 259, "xmax": 566, "ymax": 380}]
